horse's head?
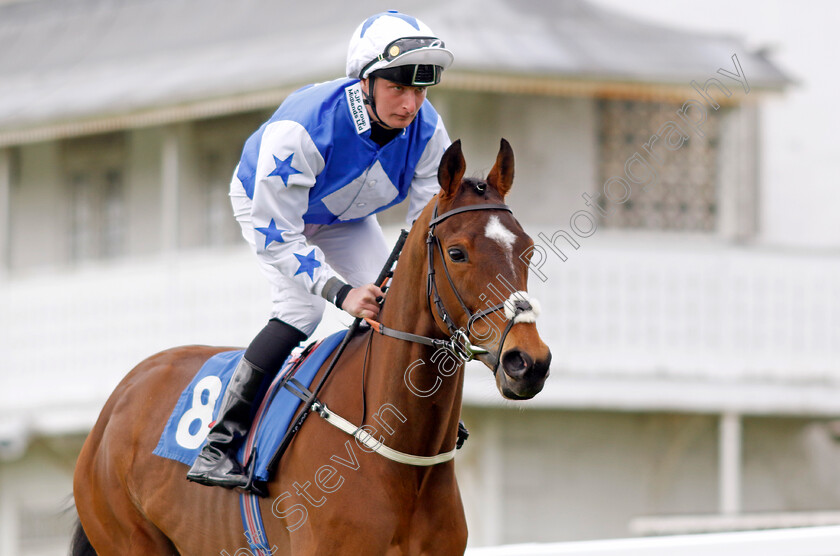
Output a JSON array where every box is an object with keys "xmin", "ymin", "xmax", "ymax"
[{"xmin": 427, "ymin": 139, "xmax": 551, "ymax": 400}]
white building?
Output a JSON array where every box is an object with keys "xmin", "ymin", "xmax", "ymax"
[{"xmin": 3, "ymin": 0, "xmax": 837, "ymax": 554}]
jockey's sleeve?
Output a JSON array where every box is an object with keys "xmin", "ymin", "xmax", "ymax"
[
  {"xmin": 406, "ymin": 115, "xmax": 451, "ymax": 224},
  {"xmin": 249, "ymin": 120, "xmax": 340, "ymax": 298}
]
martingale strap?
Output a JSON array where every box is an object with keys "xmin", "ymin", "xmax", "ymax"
[{"xmin": 311, "ymin": 401, "xmax": 457, "ymax": 466}]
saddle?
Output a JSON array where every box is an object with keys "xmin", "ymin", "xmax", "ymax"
[{"xmin": 153, "ymin": 330, "xmax": 347, "ymax": 493}]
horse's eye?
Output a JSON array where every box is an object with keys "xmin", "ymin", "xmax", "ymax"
[{"xmin": 448, "ymin": 247, "xmax": 468, "ymax": 263}]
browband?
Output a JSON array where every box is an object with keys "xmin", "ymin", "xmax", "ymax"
[{"xmin": 429, "ymin": 203, "xmax": 512, "ymax": 227}]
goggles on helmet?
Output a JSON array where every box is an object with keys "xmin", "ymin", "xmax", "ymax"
[
  {"xmin": 360, "ymin": 36, "xmax": 447, "ymax": 82},
  {"xmin": 372, "ymin": 64, "xmax": 443, "ymax": 87}
]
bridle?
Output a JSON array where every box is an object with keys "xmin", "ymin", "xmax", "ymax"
[
  {"xmin": 366, "ymin": 200, "xmax": 538, "ymax": 374},
  {"xmin": 286, "ymin": 199, "xmax": 539, "ymax": 470}
]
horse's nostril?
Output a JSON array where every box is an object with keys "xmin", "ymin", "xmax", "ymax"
[{"xmin": 501, "ymin": 350, "xmax": 532, "ymax": 379}]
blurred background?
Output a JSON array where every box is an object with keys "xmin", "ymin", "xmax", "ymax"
[{"xmin": 1, "ymin": 0, "xmax": 838, "ymax": 554}]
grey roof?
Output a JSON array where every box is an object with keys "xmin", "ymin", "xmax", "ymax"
[{"xmin": 0, "ymin": 0, "xmax": 791, "ymax": 136}]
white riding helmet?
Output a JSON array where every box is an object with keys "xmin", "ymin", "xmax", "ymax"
[{"xmin": 346, "ymin": 11, "xmax": 454, "ymax": 86}]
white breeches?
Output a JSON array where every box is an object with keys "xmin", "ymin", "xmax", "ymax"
[{"xmin": 233, "ymin": 194, "xmax": 390, "ymax": 336}]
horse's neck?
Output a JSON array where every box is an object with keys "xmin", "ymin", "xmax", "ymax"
[{"xmin": 363, "ymin": 226, "xmax": 464, "ymax": 457}]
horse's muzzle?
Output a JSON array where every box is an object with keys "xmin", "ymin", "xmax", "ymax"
[{"xmin": 498, "ymin": 347, "xmax": 551, "ymax": 400}]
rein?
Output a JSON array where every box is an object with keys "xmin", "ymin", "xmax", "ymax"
[{"xmin": 270, "ymin": 201, "xmax": 537, "ymax": 472}]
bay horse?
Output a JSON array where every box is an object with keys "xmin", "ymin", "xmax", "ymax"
[{"xmin": 72, "ymin": 139, "xmax": 552, "ymax": 555}]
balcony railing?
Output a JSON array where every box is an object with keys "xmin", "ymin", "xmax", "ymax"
[{"xmin": 3, "ymin": 230, "xmax": 840, "ymax": 434}]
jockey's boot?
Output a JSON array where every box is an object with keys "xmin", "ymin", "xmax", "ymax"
[
  {"xmin": 187, "ymin": 319, "xmax": 306, "ymax": 491},
  {"xmin": 186, "ymin": 357, "xmax": 268, "ymax": 490}
]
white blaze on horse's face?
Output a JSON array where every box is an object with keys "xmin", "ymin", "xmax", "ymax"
[{"xmin": 484, "ymin": 215, "xmax": 517, "ymax": 272}]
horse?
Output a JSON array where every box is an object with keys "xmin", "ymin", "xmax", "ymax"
[{"xmin": 71, "ymin": 138, "xmax": 552, "ymax": 555}]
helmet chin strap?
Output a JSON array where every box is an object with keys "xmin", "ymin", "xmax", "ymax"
[{"xmin": 362, "ymin": 76, "xmax": 397, "ymax": 130}]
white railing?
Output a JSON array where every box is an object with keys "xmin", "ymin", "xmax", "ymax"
[
  {"xmin": 3, "ymin": 230, "xmax": 840, "ymax": 431},
  {"xmin": 0, "ymin": 245, "xmax": 352, "ymax": 435},
  {"xmin": 464, "ymin": 526, "xmax": 840, "ymax": 556},
  {"xmin": 525, "ymin": 230, "xmax": 840, "ymax": 383}
]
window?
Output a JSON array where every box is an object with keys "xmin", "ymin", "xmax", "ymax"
[
  {"xmin": 0, "ymin": 147, "xmax": 17, "ymax": 272},
  {"xmin": 597, "ymin": 99, "xmax": 720, "ymax": 232},
  {"xmin": 63, "ymin": 134, "xmax": 126, "ymax": 263},
  {"xmin": 192, "ymin": 113, "xmax": 266, "ymax": 248},
  {"xmin": 198, "ymin": 147, "xmax": 240, "ymax": 247}
]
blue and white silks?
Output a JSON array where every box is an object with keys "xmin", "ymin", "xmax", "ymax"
[{"xmin": 230, "ymin": 78, "xmax": 449, "ymax": 299}]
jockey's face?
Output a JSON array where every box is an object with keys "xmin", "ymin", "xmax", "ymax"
[{"xmin": 361, "ymin": 77, "xmax": 427, "ymax": 129}]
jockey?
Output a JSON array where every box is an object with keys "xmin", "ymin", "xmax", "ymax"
[{"xmin": 187, "ymin": 11, "xmax": 454, "ymax": 491}]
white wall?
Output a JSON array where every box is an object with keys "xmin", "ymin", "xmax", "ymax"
[
  {"xmin": 464, "ymin": 526, "xmax": 840, "ymax": 556},
  {"xmin": 592, "ymin": 0, "xmax": 840, "ymax": 249},
  {"xmin": 430, "ymin": 91, "xmax": 598, "ymax": 228},
  {"xmin": 0, "ymin": 438, "xmax": 81, "ymax": 556},
  {"xmin": 5, "ymin": 407, "xmax": 839, "ymax": 553},
  {"xmin": 456, "ymin": 408, "xmax": 840, "ymax": 546}
]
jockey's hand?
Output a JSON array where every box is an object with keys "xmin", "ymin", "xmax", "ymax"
[{"xmin": 341, "ymin": 284, "xmax": 384, "ymax": 320}]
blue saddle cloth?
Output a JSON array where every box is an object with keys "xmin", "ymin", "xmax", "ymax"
[{"xmin": 153, "ymin": 330, "xmax": 345, "ymax": 482}]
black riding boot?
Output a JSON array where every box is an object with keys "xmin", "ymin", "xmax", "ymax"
[
  {"xmin": 186, "ymin": 357, "xmax": 268, "ymax": 489},
  {"xmin": 187, "ymin": 319, "xmax": 306, "ymax": 490}
]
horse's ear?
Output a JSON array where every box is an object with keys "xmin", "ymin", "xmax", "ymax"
[
  {"xmin": 487, "ymin": 138, "xmax": 514, "ymax": 198},
  {"xmin": 438, "ymin": 139, "xmax": 466, "ymax": 201}
]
